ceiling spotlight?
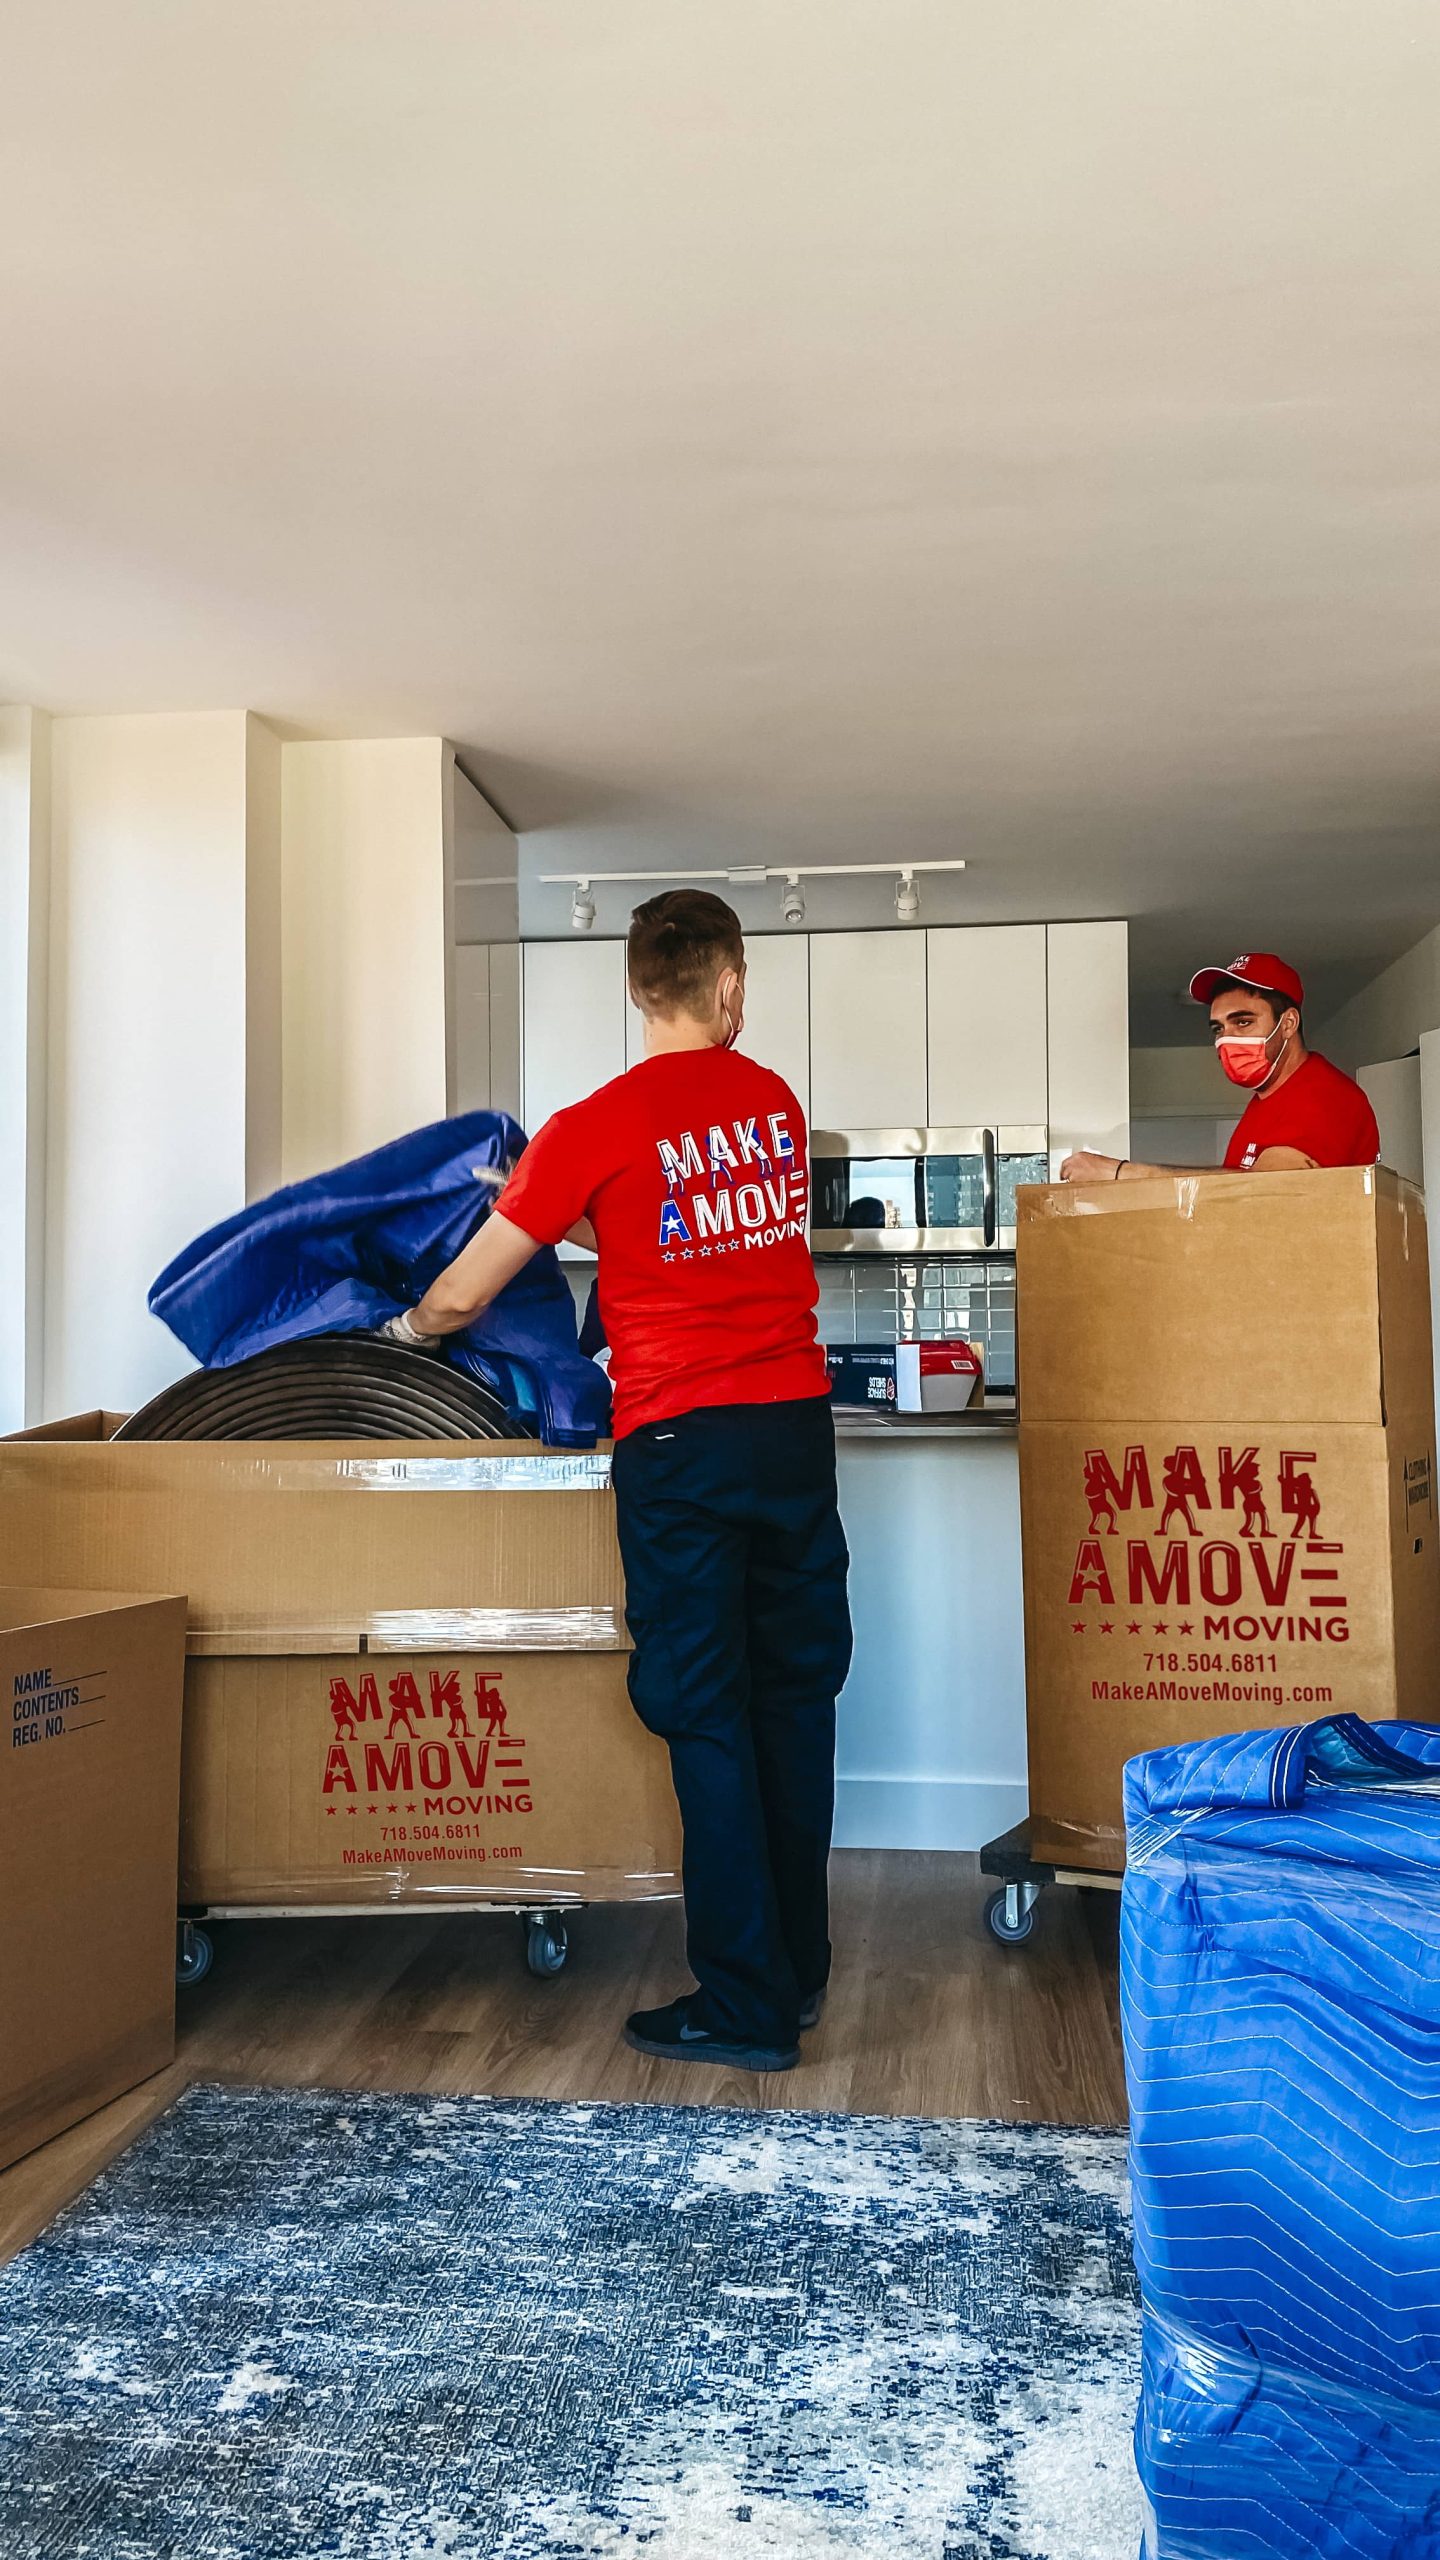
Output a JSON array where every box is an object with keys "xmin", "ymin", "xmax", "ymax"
[
  {"xmin": 895, "ymin": 868, "xmax": 920, "ymax": 923},
  {"xmin": 570, "ymin": 879, "xmax": 596, "ymax": 932},
  {"xmin": 782, "ymin": 874, "xmax": 806, "ymax": 927}
]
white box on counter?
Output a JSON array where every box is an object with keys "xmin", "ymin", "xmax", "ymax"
[{"xmin": 895, "ymin": 1341, "xmax": 983, "ymax": 1412}]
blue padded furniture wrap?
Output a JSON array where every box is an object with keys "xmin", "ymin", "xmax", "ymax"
[
  {"xmin": 147, "ymin": 1112, "xmax": 610, "ymax": 1449},
  {"xmin": 1123, "ymin": 1715, "xmax": 1440, "ymax": 2559}
]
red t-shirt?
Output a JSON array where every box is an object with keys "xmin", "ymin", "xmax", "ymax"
[
  {"xmin": 1224, "ymin": 1051, "xmax": 1379, "ymax": 1171},
  {"xmin": 501, "ymin": 1048, "xmax": 830, "ymax": 1438}
]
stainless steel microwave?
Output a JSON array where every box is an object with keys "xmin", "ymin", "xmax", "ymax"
[{"xmin": 810, "ymin": 1126, "xmax": 1049, "ymax": 1252}]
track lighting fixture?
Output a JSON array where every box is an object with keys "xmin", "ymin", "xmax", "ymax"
[{"xmin": 540, "ymin": 858, "xmax": 967, "ymax": 928}]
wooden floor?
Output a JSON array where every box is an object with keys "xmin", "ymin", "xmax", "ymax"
[{"xmin": 0, "ymin": 1849, "xmax": 1125, "ymax": 2264}]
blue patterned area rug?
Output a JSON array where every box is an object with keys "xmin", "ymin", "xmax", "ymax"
[{"xmin": 0, "ymin": 2085, "xmax": 1140, "ymax": 2559}]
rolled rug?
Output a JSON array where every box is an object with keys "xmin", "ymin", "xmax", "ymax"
[{"xmin": 115, "ymin": 1336, "xmax": 527, "ymax": 1442}]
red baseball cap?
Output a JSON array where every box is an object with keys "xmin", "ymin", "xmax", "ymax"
[{"xmin": 1189, "ymin": 951, "xmax": 1304, "ymax": 1009}]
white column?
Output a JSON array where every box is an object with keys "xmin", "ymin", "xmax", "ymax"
[
  {"xmin": 280, "ymin": 738, "xmax": 451, "ymax": 1181},
  {"xmin": 43, "ymin": 711, "xmax": 273, "ymax": 1416},
  {"xmin": 0, "ymin": 708, "xmax": 50, "ymax": 1429}
]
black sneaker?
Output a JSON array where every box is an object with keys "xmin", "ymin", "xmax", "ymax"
[
  {"xmin": 624, "ymin": 1996, "xmax": 799, "ymax": 2073},
  {"xmin": 798, "ymin": 1987, "xmax": 827, "ymax": 2031}
]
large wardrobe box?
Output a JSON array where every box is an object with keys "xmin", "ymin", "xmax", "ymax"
[
  {"xmin": 0, "ymin": 1423, "xmax": 679, "ymax": 1910},
  {"xmin": 1017, "ymin": 1168, "xmax": 1440, "ymax": 1871}
]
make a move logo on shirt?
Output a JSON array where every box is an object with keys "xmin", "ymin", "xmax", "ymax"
[{"xmin": 655, "ymin": 1112, "xmax": 808, "ymax": 1261}]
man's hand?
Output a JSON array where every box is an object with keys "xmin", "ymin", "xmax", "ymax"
[
  {"xmin": 381, "ymin": 1310, "xmax": 443, "ymax": 1351},
  {"xmin": 1060, "ymin": 1150, "xmax": 1122, "ymax": 1184}
]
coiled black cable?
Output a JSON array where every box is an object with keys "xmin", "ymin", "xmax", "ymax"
[{"xmin": 115, "ymin": 1337, "xmax": 528, "ymax": 1442}]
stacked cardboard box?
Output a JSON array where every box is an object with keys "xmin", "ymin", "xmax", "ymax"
[
  {"xmin": 2, "ymin": 1586, "xmax": 185, "ymax": 2170},
  {"xmin": 0, "ymin": 1425, "xmax": 679, "ymax": 1911},
  {"xmin": 1017, "ymin": 1167, "xmax": 1440, "ymax": 1871}
]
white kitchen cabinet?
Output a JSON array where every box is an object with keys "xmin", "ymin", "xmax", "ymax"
[
  {"xmin": 809, "ymin": 931, "xmax": 927, "ymax": 1130},
  {"xmin": 522, "ymin": 940, "xmax": 627, "ymax": 1133},
  {"xmin": 451, "ymin": 943, "xmax": 523, "ymax": 1120},
  {"xmin": 488, "ymin": 944, "xmax": 522, "ymax": 1121},
  {"xmin": 926, "ymin": 926, "xmax": 1048, "ymax": 1126},
  {"xmin": 737, "ymin": 934, "xmax": 811, "ymax": 1116},
  {"xmin": 624, "ymin": 935, "xmax": 809, "ymax": 1102},
  {"xmin": 451, "ymin": 945, "xmax": 493, "ymax": 1114},
  {"xmin": 1045, "ymin": 919, "xmax": 1129, "ymax": 1168}
]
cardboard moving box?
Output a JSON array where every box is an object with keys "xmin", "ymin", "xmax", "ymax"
[
  {"xmin": 0, "ymin": 1426, "xmax": 680, "ymax": 1910},
  {"xmin": 1017, "ymin": 1168, "xmax": 1440, "ymax": 1871},
  {"xmin": 1, "ymin": 1586, "xmax": 186, "ymax": 2172},
  {"xmin": 182, "ymin": 1650, "xmax": 678, "ymax": 1908}
]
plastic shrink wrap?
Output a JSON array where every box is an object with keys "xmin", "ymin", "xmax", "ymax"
[{"xmin": 1122, "ymin": 1715, "xmax": 1440, "ymax": 2559}]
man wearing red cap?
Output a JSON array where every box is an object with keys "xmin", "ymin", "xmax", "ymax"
[{"xmin": 1060, "ymin": 952, "xmax": 1378, "ymax": 1184}]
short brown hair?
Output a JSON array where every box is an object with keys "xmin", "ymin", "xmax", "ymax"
[{"xmin": 627, "ymin": 888, "xmax": 744, "ymax": 1017}]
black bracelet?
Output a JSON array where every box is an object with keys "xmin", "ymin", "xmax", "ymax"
[{"xmin": 1114, "ymin": 1159, "xmax": 1127, "ymax": 1181}]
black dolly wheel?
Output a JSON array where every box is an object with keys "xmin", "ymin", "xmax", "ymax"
[
  {"xmin": 523, "ymin": 1913, "xmax": 570, "ymax": 1978},
  {"xmin": 984, "ymin": 1886, "xmax": 1038, "ymax": 1947},
  {"xmin": 176, "ymin": 1921, "xmax": 214, "ymax": 1986}
]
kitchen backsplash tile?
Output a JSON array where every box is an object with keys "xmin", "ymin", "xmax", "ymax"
[{"xmin": 815, "ymin": 1253, "xmax": 1017, "ymax": 1390}]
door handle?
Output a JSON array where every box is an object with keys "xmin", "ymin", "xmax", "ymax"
[{"xmin": 982, "ymin": 1128, "xmax": 997, "ymax": 1248}]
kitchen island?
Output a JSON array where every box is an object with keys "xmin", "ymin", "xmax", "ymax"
[{"xmin": 832, "ymin": 1403, "xmax": 1027, "ymax": 1852}]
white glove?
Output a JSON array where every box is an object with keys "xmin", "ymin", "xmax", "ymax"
[{"xmin": 382, "ymin": 1309, "xmax": 441, "ymax": 1351}]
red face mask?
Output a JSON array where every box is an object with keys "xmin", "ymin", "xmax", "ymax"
[{"xmin": 1216, "ymin": 1025, "xmax": 1289, "ymax": 1089}]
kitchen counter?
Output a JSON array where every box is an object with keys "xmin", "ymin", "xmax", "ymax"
[
  {"xmin": 832, "ymin": 1401, "xmax": 1017, "ymax": 1437},
  {"xmin": 833, "ymin": 1403, "xmax": 1027, "ymax": 1855}
]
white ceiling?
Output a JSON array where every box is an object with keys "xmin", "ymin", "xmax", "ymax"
[{"xmin": 4, "ymin": 2, "xmax": 1440, "ymax": 1038}]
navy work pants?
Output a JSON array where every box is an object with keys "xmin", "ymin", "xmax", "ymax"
[{"xmin": 611, "ymin": 1394, "xmax": 853, "ymax": 2047}]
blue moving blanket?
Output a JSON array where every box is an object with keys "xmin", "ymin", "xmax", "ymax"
[
  {"xmin": 148, "ymin": 1112, "xmax": 611, "ymax": 1449},
  {"xmin": 1123, "ymin": 1714, "xmax": 1440, "ymax": 2559}
]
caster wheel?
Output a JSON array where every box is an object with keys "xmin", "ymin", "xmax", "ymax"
[
  {"xmin": 176, "ymin": 1923, "xmax": 214, "ymax": 1986},
  {"xmin": 984, "ymin": 1887, "xmax": 1037, "ymax": 1947},
  {"xmin": 524, "ymin": 1916, "xmax": 569, "ymax": 1978}
]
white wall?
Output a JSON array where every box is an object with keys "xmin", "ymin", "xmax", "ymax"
[
  {"xmin": 43, "ymin": 712, "xmax": 257, "ymax": 1414},
  {"xmin": 1130, "ymin": 1042, "xmax": 1232, "ymax": 1116},
  {"xmin": 0, "ymin": 708, "xmax": 50, "ymax": 1429},
  {"xmin": 1130, "ymin": 1114, "xmax": 1234, "ymax": 1169},
  {"xmin": 447, "ymin": 762, "xmax": 519, "ymax": 1122},
  {"xmin": 1319, "ymin": 925, "xmax": 1440, "ymax": 1072},
  {"xmin": 450, "ymin": 764, "xmax": 518, "ymax": 950},
  {"xmin": 1422, "ymin": 1032, "xmax": 1440, "ymax": 1411},
  {"xmin": 280, "ymin": 738, "xmax": 449, "ymax": 1181},
  {"xmin": 1319, "ymin": 923, "xmax": 1440, "ymax": 1414},
  {"xmin": 1128, "ymin": 1043, "xmax": 1239, "ymax": 1167},
  {"xmin": 244, "ymin": 713, "xmax": 284, "ymax": 1201},
  {"xmin": 1357, "ymin": 1057, "xmax": 1424, "ymax": 1184}
]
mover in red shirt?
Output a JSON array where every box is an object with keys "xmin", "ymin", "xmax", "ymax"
[
  {"xmin": 389, "ymin": 890, "xmax": 851, "ymax": 2074},
  {"xmin": 1060, "ymin": 951, "xmax": 1378, "ymax": 1184}
]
